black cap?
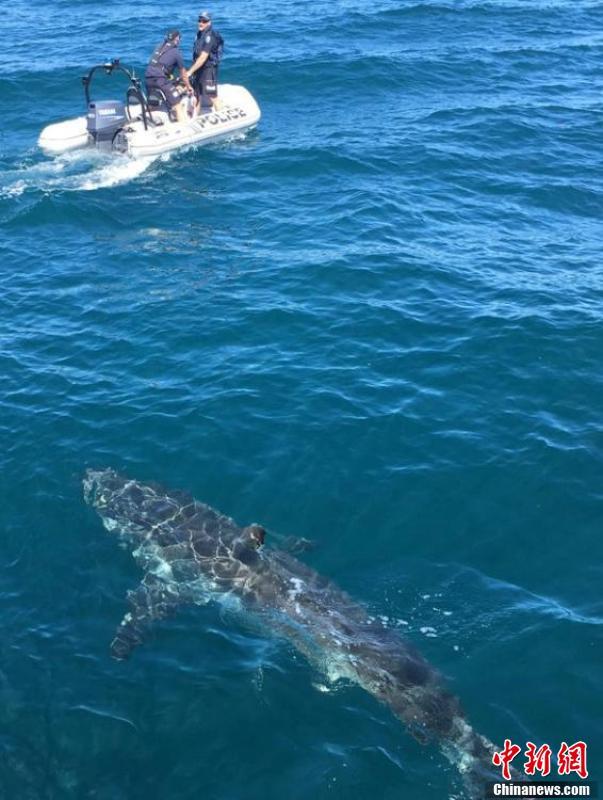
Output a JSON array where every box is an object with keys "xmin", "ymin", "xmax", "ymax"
[
  {"xmin": 198, "ymin": 10, "xmax": 211, "ymax": 21},
  {"xmin": 166, "ymin": 29, "xmax": 180, "ymax": 41}
]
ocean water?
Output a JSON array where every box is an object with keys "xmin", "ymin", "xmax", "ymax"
[{"xmin": 0, "ymin": 0, "xmax": 601, "ymax": 797}]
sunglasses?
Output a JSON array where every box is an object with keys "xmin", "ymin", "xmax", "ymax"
[{"xmin": 198, "ymin": 17, "xmax": 209, "ymax": 22}]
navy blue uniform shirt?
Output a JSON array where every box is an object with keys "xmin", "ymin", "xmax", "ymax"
[
  {"xmin": 146, "ymin": 43, "xmax": 184, "ymax": 79},
  {"xmin": 193, "ymin": 25, "xmax": 221, "ymax": 64}
]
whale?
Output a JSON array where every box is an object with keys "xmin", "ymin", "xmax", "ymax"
[{"xmin": 83, "ymin": 468, "xmax": 503, "ymax": 797}]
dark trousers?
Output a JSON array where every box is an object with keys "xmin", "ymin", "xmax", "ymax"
[
  {"xmin": 193, "ymin": 64, "xmax": 219, "ymax": 107},
  {"xmin": 145, "ymin": 75, "xmax": 181, "ymax": 108}
]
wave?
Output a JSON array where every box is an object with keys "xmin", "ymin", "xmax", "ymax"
[{"xmin": 479, "ymin": 572, "xmax": 603, "ymax": 626}]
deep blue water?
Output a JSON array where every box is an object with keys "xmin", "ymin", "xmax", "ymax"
[{"xmin": 1, "ymin": 1, "xmax": 602, "ymax": 797}]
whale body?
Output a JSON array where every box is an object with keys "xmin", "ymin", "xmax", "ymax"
[{"xmin": 83, "ymin": 468, "xmax": 501, "ymax": 796}]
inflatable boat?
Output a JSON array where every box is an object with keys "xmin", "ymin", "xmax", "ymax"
[{"xmin": 38, "ymin": 60, "xmax": 261, "ymax": 158}]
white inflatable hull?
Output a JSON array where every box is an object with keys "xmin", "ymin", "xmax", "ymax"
[{"xmin": 38, "ymin": 84, "xmax": 260, "ymax": 158}]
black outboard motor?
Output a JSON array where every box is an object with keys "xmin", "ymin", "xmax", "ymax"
[{"xmin": 86, "ymin": 100, "xmax": 126, "ymax": 149}]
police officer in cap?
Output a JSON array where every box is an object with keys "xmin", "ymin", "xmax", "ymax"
[
  {"xmin": 187, "ymin": 11, "xmax": 224, "ymax": 113},
  {"xmin": 145, "ymin": 29, "xmax": 193, "ymax": 123}
]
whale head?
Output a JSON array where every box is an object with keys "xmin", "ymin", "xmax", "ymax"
[
  {"xmin": 83, "ymin": 469, "xmax": 248, "ymax": 552},
  {"xmin": 83, "ymin": 468, "xmax": 175, "ymax": 542}
]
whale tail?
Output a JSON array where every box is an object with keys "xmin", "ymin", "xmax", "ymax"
[{"xmin": 442, "ymin": 718, "xmax": 528, "ymax": 800}]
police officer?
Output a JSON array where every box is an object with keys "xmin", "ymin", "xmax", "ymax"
[
  {"xmin": 187, "ymin": 11, "xmax": 224, "ymax": 113},
  {"xmin": 145, "ymin": 30, "xmax": 193, "ymax": 124}
]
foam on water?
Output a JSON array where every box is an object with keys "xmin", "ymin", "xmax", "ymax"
[
  {"xmin": 0, "ymin": 149, "xmax": 156, "ymax": 197},
  {"xmin": 78, "ymin": 154, "xmax": 156, "ymax": 191}
]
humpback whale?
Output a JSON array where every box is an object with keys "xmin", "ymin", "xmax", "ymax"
[{"xmin": 83, "ymin": 468, "xmax": 503, "ymax": 797}]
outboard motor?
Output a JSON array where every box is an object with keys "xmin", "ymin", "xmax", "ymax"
[{"xmin": 86, "ymin": 100, "xmax": 126, "ymax": 149}]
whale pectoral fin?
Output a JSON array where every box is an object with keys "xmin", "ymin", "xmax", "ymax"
[
  {"xmin": 110, "ymin": 575, "xmax": 183, "ymax": 660},
  {"xmin": 281, "ymin": 535, "xmax": 316, "ymax": 554}
]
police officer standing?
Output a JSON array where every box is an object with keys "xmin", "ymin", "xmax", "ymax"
[
  {"xmin": 145, "ymin": 30, "xmax": 193, "ymax": 124},
  {"xmin": 187, "ymin": 11, "xmax": 224, "ymax": 113}
]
